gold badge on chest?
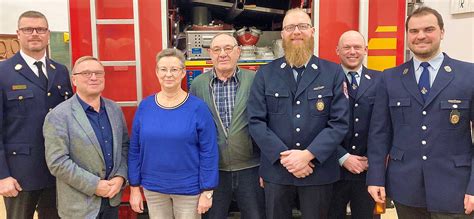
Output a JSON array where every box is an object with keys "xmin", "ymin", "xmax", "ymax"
[
  {"xmin": 316, "ymin": 99, "xmax": 325, "ymax": 111},
  {"xmin": 450, "ymin": 110, "xmax": 460, "ymax": 125}
]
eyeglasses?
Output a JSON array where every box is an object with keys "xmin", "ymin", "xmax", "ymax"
[
  {"xmin": 157, "ymin": 67, "xmax": 183, "ymax": 75},
  {"xmin": 209, "ymin": 45, "xmax": 237, "ymax": 55},
  {"xmin": 73, "ymin": 71, "xmax": 105, "ymax": 78},
  {"xmin": 18, "ymin": 27, "xmax": 49, "ymax": 34},
  {"xmin": 282, "ymin": 23, "xmax": 312, "ymax": 32}
]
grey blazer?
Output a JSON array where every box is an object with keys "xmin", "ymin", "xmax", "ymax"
[{"xmin": 43, "ymin": 94, "xmax": 129, "ymax": 218}]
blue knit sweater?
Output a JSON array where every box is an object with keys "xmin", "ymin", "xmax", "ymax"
[{"xmin": 128, "ymin": 93, "xmax": 218, "ymax": 195}]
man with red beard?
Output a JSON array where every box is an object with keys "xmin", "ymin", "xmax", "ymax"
[
  {"xmin": 367, "ymin": 7, "xmax": 474, "ymax": 218},
  {"xmin": 248, "ymin": 8, "xmax": 349, "ymax": 219}
]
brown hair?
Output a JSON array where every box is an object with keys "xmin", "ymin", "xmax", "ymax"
[
  {"xmin": 18, "ymin": 11, "xmax": 49, "ymax": 28},
  {"xmin": 406, "ymin": 7, "xmax": 444, "ymax": 31}
]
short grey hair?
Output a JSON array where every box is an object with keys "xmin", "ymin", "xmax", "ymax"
[
  {"xmin": 155, "ymin": 48, "xmax": 186, "ymax": 67},
  {"xmin": 72, "ymin": 56, "xmax": 103, "ymax": 73}
]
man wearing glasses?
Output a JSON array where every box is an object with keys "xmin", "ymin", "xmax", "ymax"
[
  {"xmin": 0, "ymin": 11, "xmax": 73, "ymax": 219},
  {"xmin": 248, "ymin": 8, "xmax": 349, "ymax": 218},
  {"xmin": 191, "ymin": 33, "xmax": 265, "ymax": 219},
  {"xmin": 43, "ymin": 56, "xmax": 129, "ymax": 218}
]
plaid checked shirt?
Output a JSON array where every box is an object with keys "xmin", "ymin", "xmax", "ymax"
[{"xmin": 211, "ymin": 68, "xmax": 240, "ymax": 132}]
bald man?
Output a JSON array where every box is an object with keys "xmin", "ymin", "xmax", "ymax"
[
  {"xmin": 328, "ymin": 30, "xmax": 381, "ymax": 219},
  {"xmin": 248, "ymin": 8, "xmax": 349, "ymax": 218}
]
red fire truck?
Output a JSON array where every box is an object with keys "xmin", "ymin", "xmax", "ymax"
[{"xmin": 68, "ymin": 0, "xmax": 408, "ymax": 217}]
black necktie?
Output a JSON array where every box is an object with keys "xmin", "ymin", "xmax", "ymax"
[
  {"xmin": 34, "ymin": 61, "xmax": 48, "ymax": 88},
  {"xmin": 349, "ymin": 71, "xmax": 358, "ymax": 96},
  {"xmin": 294, "ymin": 66, "xmax": 305, "ymax": 84},
  {"xmin": 418, "ymin": 62, "xmax": 431, "ymax": 102}
]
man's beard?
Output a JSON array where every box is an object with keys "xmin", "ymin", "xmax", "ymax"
[{"xmin": 283, "ymin": 36, "xmax": 314, "ymax": 67}]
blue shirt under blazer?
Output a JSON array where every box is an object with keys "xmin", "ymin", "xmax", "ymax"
[
  {"xmin": 337, "ymin": 67, "xmax": 381, "ymax": 181},
  {"xmin": 248, "ymin": 56, "xmax": 349, "ymax": 185},
  {"xmin": 367, "ymin": 53, "xmax": 474, "ymax": 213},
  {"xmin": 0, "ymin": 52, "xmax": 73, "ymax": 191}
]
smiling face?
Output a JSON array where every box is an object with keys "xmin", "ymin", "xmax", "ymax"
[
  {"xmin": 17, "ymin": 17, "xmax": 50, "ymax": 56},
  {"xmin": 336, "ymin": 31, "xmax": 367, "ymax": 71},
  {"xmin": 156, "ymin": 56, "xmax": 186, "ymax": 91},
  {"xmin": 72, "ymin": 59, "xmax": 106, "ymax": 98},
  {"xmin": 281, "ymin": 10, "xmax": 315, "ymax": 66},
  {"xmin": 407, "ymin": 13, "xmax": 444, "ymax": 61}
]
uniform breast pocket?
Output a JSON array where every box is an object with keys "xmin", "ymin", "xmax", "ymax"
[
  {"xmin": 440, "ymin": 100, "xmax": 470, "ymax": 129},
  {"xmin": 265, "ymin": 90, "xmax": 289, "ymax": 114},
  {"xmin": 308, "ymin": 89, "xmax": 333, "ymax": 117},
  {"xmin": 389, "ymin": 98, "xmax": 411, "ymax": 125},
  {"xmin": 6, "ymin": 90, "xmax": 35, "ymax": 117}
]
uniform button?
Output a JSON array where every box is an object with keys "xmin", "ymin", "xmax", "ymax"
[
  {"xmin": 422, "ymin": 111, "xmax": 427, "ymax": 115},
  {"xmin": 57, "ymin": 85, "xmax": 62, "ymax": 89},
  {"xmin": 18, "ymin": 95, "xmax": 24, "ymax": 100},
  {"xmin": 296, "ymin": 128, "xmax": 301, "ymax": 132},
  {"xmin": 354, "ymin": 103, "xmax": 359, "ymax": 108},
  {"xmin": 275, "ymin": 93, "xmax": 279, "ymax": 97},
  {"xmin": 65, "ymin": 92, "xmax": 69, "ymax": 95},
  {"xmin": 421, "ymin": 140, "xmax": 426, "ymax": 145},
  {"xmin": 354, "ymin": 133, "xmax": 359, "ymax": 137},
  {"xmin": 317, "ymin": 94, "xmax": 323, "ymax": 98},
  {"xmin": 296, "ymin": 114, "xmax": 301, "ymax": 118},
  {"xmin": 422, "ymin": 156, "xmax": 427, "ymax": 160},
  {"xmin": 422, "ymin": 125, "xmax": 427, "ymax": 130},
  {"xmin": 296, "ymin": 142, "xmax": 301, "ymax": 147},
  {"xmin": 296, "ymin": 100, "xmax": 301, "ymax": 105},
  {"xmin": 47, "ymin": 92, "xmax": 51, "ymax": 96},
  {"xmin": 12, "ymin": 151, "xmax": 17, "ymax": 155},
  {"xmin": 352, "ymin": 146, "xmax": 356, "ymax": 150},
  {"xmin": 453, "ymin": 104, "xmax": 458, "ymax": 109},
  {"xmin": 355, "ymin": 118, "xmax": 359, "ymax": 122},
  {"xmin": 397, "ymin": 102, "xmax": 401, "ymax": 106}
]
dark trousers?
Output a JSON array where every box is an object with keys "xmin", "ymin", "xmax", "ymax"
[
  {"xmin": 96, "ymin": 198, "xmax": 119, "ymax": 219},
  {"xmin": 3, "ymin": 187, "xmax": 59, "ymax": 219},
  {"xmin": 264, "ymin": 181, "xmax": 332, "ymax": 219},
  {"xmin": 328, "ymin": 180, "xmax": 377, "ymax": 219},
  {"xmin": 204, "ymin": 167, "xmax": 265, "ymax": 219},
  {"xmin": 395, "ymin": 202, "xmax": 473, "ymax": 219}
]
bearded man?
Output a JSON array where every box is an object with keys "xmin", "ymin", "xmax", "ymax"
[{"xmin": 248, "ymin": 8, "xmax": 349, "ymax": 219}]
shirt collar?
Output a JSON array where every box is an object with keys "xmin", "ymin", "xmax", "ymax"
[
  {"xmin": 413, "ymin": 52, "xmax": 444, "ymax": 71},
  {"xmin": 341, "ymin": 65, "xmax": 363, "ymax": 77},
  {"xmin": 77, "ymin": 95, "xmax": 105, "ymax": 112},
  {"xmin": 211, "ymin": 67, "xmax": 240, "ymax": 84},
  {"xmin": 20, "ymin": 50, "xmax": 46, "ymax": 68}
]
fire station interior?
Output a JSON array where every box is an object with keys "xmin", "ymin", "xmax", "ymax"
[{"xmin": 0, "ymin": 0, "xmax": 473, "ymax": 218}]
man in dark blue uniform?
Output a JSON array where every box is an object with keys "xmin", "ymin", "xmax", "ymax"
[
  {"xmin": 248, "ymin": 8, "xmax": 349, "ymax": 219},
  {"xmin": 329, "ymin": 30, "xmax": 381, "ymax": 219},
  {"xmin": 0, "ymin": 11, "xmax": 73, "ymax": 219},
  {"xmin": 367, "ymin": 7, "xmax": 474, "ymax": 218}
]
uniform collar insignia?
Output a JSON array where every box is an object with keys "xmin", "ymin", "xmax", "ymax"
[
  {"xmin": 444, "ymin": 65, "xmax": 452, "ymax": 72},
  {"xmin": 15, "ymin": 64, "xmax": 22, "ymax": 71}
]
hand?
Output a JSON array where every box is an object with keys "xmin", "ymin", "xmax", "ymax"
[
  {"xmin": 95, "ymin": 180, "xmax": 112, "ymax": 197},
  {"xmin": 342, "ymin": 155, "xmax": 368, "ymax": 174},
  {"xmin": 197, "ymin": 191, "xmax": 213, "ymax": 214},
  {"xmin": 292, "ymin": 162, "xmax": 315, "ymax": 178},
  {"xmin": 280, "ymin": 150, "xmax": 315, "ymax": 173},
  {"xmin": 368, "ymin": 186, "xmax": 386, "ymax": 204},
  {"xmin": 259, "ymin": 177, "xmax": 264, "ymax": 188},
  {"xmin": 464, "ymin": 194, "xmax": 474, "ymax": 214},
  {"xmin": 105, "ymin": 177, "xmax": 124, "ymax": 198},
  {"xmin": 129, "ymin": 186, "xmax": 144, "ymax": 213},
  {"xmin": 0, "ymin": 177, "xmax": 22, "ymax": 197}
]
